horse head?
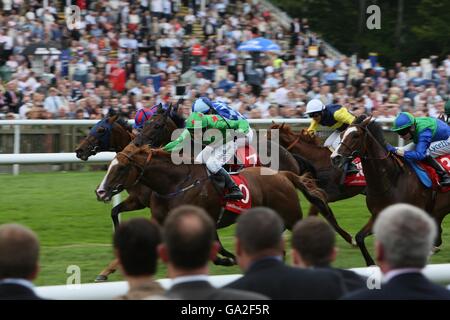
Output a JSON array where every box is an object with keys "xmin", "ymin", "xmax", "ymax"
[
  {"xmin": 134, "ymin": 104, "xmax": 180, "ymax": 147},
  {"xmin": 95, "ymin": 144, "xmax": 152, "ymax": 202},
  {"xmin": 75, "ymin": 115, "xmax": 132, "ymax": 160},
  {"xmin": 330, "ymin": 115, "xmax": 373, "ymax": 169}
]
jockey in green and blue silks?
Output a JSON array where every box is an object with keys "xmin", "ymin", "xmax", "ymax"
[
  {"xmin": 163, "ymin": 112, "xmax": 253, "ymax": 200},
  {"xmin": 192, "ymin": 97, "xmax": 247, "ymax": 121},
  {"xmin": 387, "ymin": 112, "xmax": 450, "ymax": 186}
]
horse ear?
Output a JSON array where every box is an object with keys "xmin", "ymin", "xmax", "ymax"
[
  {"xmin": 361, "ymin": 115, "xmax": 373, "ymax": 127},
  {"xmin": 109, "ymin": 114, "xmax": 118, "ymax": 123},
  {"xmin": 165, "ymin": 103, "xmax": 173, "ymax": 116},
  {"xmin": 280, "ymin": 123, "xmax": 285, "ymax": 129}
]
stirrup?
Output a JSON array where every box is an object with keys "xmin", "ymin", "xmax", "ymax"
[{"xmin": 224, "ymin": 187, "xmax": 244, "ymax": 200}]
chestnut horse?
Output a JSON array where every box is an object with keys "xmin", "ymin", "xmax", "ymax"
[
  {"xmin": 96, "ymin": 144, "xmax": 337, "ymax": 267},
  {"xmin": 330, "ymin": 115, "xmax": 450, "ymax": 265},
  {"xmin": 135, "ymin": 110, "xmax": 352, "ymax": 243},
  {"xmin": 269, "ymin": 123, "xmax": 364, "ymax": 244}
]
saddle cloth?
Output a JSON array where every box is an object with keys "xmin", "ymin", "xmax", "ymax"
[
  {"xmin": 413, "ymin": 155, "xmax": 450, "ymax": 192},
  {"xmin": 344, "ymin": 157, "xmax": 366, "ymax": 186},
  {"xmin": 224, "ymin": 174, "xmax": 252, "ymax": 214}
]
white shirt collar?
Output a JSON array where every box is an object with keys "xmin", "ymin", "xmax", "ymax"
[
  {"xmin": 383, "ymin": 268, "xmax": 422, "ymax": 283},
  {"xmin": 0, "ymin": 278, "xmax": 35, "ymax": 290},
  {"xmin": 171, "ymin": 274, "xmax": 210, "ymax": 287}
]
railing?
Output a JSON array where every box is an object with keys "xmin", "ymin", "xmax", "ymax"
[
  {"xmin": 0, "ymin": 118, "xmax": 399, "ymax": 175},
  {"xmin": 34, "ymin": 264, "xmax": 450, "ymax": 300}
]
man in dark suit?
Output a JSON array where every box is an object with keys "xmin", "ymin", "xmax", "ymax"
[
  {"xmin": 225, "ymin": 207, "xmax": 345, "ymax": 299},
  {"xmin": 158, "ymin": 205, "xmax": 268, "ymax": 300},
  {"xmin": 343, "ymin": 204, "xmax": 450, "ymax": 300},
  {"xmin": 291, "ymin": 217, "xmax": 367, "ymax": 293},
  {"xmin": 0, "ymin": 224, "xmax": 42, "ymax": 300}
]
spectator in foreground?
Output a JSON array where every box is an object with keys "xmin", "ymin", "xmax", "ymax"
[
  {"xmin": 343, "ymin": 203, "xmax": 450, "ymax": 300},
  {"xmin": 159, "ymin": 205, "xmax": 268, "ymax": 300},
  {"xmin": 225, "ymin": 207, "xmax": 345, "ymax": 299},
  {"xmin": 0, "ymin": 224, "xmax": 42, "ymax": 300},
  {"xmin": 113, "ymin": 218, "xmax": 165, "ymax": 300},
  {"xmin": 291, "ymin": 217, "xmax": 367, "ymax": 292}
]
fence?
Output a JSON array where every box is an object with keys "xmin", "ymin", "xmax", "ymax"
[{"xmin": 35, "ymin": 264, "xmax": 450, "ymax": 299}]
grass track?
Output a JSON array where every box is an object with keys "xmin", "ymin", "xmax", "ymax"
[{"xmin": 1, "ymin": 171, "xmax": 449, "ymax": 286}]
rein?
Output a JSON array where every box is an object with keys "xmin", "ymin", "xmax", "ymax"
[{"xmin": 286, "ymin": 135, "xmax": 300, "ymax": 151}]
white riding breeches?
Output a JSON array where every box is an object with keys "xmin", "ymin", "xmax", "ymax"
[
  {"xmin": 398, "ymin": 136, "xmax": 450, "ymax": 158},
  {"xmin": 195, "ymin": 129, "xmax": 254, "ymax": 173},
  {"xmin": 324, "ymin": 130, "xmax": 342, "ymax": 152}
]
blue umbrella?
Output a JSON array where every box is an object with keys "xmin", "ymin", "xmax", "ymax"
[{"xmin": 237, "ymin": 37, "xmax": 281, "ymax": 52}]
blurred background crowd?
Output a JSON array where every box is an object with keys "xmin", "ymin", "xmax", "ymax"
[{"xmin": 0, "ymin": 0, "xmax": 448, "ymax": 121}]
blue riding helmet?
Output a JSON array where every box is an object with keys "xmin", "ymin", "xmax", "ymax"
[
  {"xmin": 392, "ymin": 112, "xmax": 415, "ymax": 132},
  {"xmin": 192, "ymin": 97, "xmax": 214, "ymax": 113}
]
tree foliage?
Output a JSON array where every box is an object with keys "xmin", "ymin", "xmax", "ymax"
[{"xmin": 271, "ymin": 0, "xmax": 448, "ymax": 67}]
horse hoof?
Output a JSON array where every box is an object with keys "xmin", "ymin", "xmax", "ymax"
[
  {"xmin": 213, "ymin": 257, "xmax": 236, "ymax": 266},
  {"xmin": 431, "ymin": 246, "xmax": 441, "ymax": 255},
  {"xmin": 94, "ymin": 275, "xmax": 108, "ymax": 282}
]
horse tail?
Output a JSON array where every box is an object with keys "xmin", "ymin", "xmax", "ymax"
[
  {"xmin": 283, "ymin": 171, "xmax": 332, "ymax": 217},
  {"xmin": 291, "ymin": 153, "xmax": 317, "ymax": 178}
]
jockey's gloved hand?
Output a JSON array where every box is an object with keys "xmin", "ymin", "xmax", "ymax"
[{"xmin": 386, "ymin": 144, "xmax": 397, "ymax": 154}]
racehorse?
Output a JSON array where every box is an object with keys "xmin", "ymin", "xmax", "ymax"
[
  {"xmin": 135, "ymin": 110, "xmax": 352, "ymax": 243},
  {"xmin": 95, "ymin": 144, "xmax": 337, "ymax": 268},
  {"xmin": 75, "ymin": 115, "xmax": 152, "ymax": 232},
  {"xmin": 330, "ymin": 115, "xmax": 450, "ymax": 265},
  {"xmin": 269, "ymin": 123, "xmax": 364, "ymax": 244}
]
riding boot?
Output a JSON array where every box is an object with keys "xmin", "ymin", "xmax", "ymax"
[
  {"xmin": 346, "ymin": 161, "xmax": 359, "ymax": 175},
  {"xmin": 215, "ymin": 168, "xmax": 244, "ymax": 200},
  {"xmin": 424, "ymin": 156, "xmax": 450, "ymax": 187}
]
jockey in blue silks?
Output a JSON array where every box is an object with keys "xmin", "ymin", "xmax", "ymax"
[
  {"xmin": 192, "ymin": 97, "xmax": 247, "ymax": 121},
  {"xmin": 387, "ymin": 112, "xmax": 450, "ymax": 186}
]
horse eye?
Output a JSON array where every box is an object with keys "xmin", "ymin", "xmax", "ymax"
[{"xmin": 97, "ymin": 127, "xmax": 105, "ymax": 133}]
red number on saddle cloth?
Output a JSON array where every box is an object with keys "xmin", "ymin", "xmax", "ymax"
[
  {"xmin": 437, "ymin": 155, "xmax": 450, "ymax": 172},
  {"xmin": 224, "ymin": 175, "xmax": 252, "ymax": 214},
  {"xmin": 235, "ymin": 145, "xmax": 260, "ymax": 167}
]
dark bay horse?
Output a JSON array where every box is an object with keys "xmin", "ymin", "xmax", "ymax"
[
  {"xmin": 135, "ymin": 111, "xmax": 352, "ymax": 243},
  {"xmin": 330, "ymin": 115, "xmax": 450, "ymax": 265},
  {"xmin": 74, "ymin": 115, "xmax": 152, "ymax": 233},
  {"xmin": 269, "ymin": 123, "xmax": 364, "ymax": 244},
  {"xmin": 96, "ymin": 144, "xmax": 337, "ymax": 266}
]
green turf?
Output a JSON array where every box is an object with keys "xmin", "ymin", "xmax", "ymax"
[{"xmin": 0, "ymin": 171, "xmax": 449, "ymax": 286}]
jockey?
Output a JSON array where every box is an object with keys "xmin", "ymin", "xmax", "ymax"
[
  {"xmin": 163, "ymin": 112, "xmax": 254, "ymax": 200},
  {"xmin": 305, "ymin": 99, "xmax": 358, "ymax": 174},
  {"xmin": 387, "ymin": 112, "xmax": 450, "ymax": 187},
  {"xmin": 192, "ymin": 96, "xmax": 247, "ymax": 120},
  {"xmin": 132, "ymin": 105, "xmax": 159, "ymax": 135}
]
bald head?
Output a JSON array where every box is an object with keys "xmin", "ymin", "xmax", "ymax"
[
  {"xmin": 0, "ymin": 224, "xmax": 40, "ymax": 280},
  {"xmin": 163, "ymin": 205, "xmax": 215, "ymax": 270}
]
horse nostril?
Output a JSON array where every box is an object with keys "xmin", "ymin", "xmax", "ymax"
[{"xmin": 96, "ymin": 189, "xmax": 106, "ymax": 198}]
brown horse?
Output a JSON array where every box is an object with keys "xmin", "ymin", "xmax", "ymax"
[
  {"xmin": 330, "ymin": 115, "xmax": 450, "ymax": 265},
  {"xmin": 269, "ymin": 123, "xmax": 364, "ymax": 244},
  {"xmin": 96, "ymin": 144, "xmax": 336, "ymax": 268},
  {"xmin": 74, "ymin": 115, "xmax": 152, "ymax": 233},
  {"xmin": 135, "ymin": 111, "xmax": 355, "ymax": 242}
]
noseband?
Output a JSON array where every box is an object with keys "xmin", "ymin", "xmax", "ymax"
[
  {"xmin": 117, "ymin": 148, "xmax": 154, "ymax": 186},
  {"xmin": 339, "ymin": 123, "xmax": 391, "ymax": 161}
]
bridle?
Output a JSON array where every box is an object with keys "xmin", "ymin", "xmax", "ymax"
[
  {"xmin": 338, "ymin": 123, "xmax": 392, "ymax": 161},
  {"xmin": 117, "ymin": 148, "xmax": 154, "ymax": 187}
]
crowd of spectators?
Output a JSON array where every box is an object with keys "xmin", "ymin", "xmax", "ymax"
[
  {"xmin": 1, "ymin": 203, "xmax": 450, "ymax": 300},
  {"xmin": 0, "ymin": 0, "xmax": 448, "ymax": 122}
]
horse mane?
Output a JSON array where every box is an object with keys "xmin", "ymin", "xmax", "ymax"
[
  {"xmin": 116, "ymin": 117, "xmax": 132, "ymax": 132},
  {"xmin": 354, "ymin": 114, "xmax": 386, "ymax": 146}
]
